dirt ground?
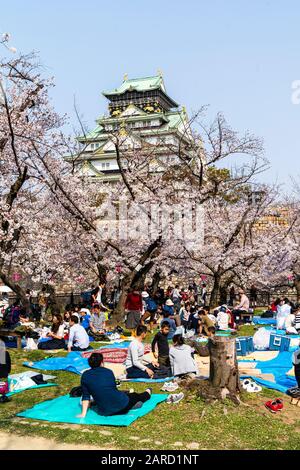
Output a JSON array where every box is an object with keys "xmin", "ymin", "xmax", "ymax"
[{"xmin": 0, "ymin": 431, "xmax": 108, "ymax": 450}]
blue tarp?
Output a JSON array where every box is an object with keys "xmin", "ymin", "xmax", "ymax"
[
  {"xmin": 17, "ymin": 393, "xmax": 167, "ymax": 427},
  {"xmin": 253, "ymin": 316, "xmax": 276, "ymax": 325},
  {"xmin": 24, "ymin": 352, "xmax": 89, "ymax": 375},
  {"xmin": 239, "ymin": 351, "xmax": 297, "ymax": 394}
]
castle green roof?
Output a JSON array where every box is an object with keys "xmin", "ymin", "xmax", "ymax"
[{"xmin": 103, "ymin": 75, "xmax": 166, "ymax": 96}]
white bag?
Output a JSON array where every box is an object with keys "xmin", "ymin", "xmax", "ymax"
[
  {"xmin": 25, "ymin": 338, "xmax": 38, "ymax": 350},
  {"xmin": 253, "ymin": 327, "xmax": 271, "ymax": 350}
]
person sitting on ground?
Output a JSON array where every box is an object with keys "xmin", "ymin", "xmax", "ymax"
[
  {"xmin": 38, "ymin": 313, "xmax": 66, "ymax": 350},
  {"xmin": 261, "ymin": 305, "xmax": 275, "ymax": 318},
  {"xmin": 276, "ymin": 298, "xmax": 291, "ymax": 330},
  {"xmin": 151, "ymin": 321, "xmax": 170, "ymax": 368},
  {"xmin": 169, "ymin": 334, "xmax": 197, "ymax": 380},
  {"xmin": 67, "ymin": 315, "xmax": 90, "ymax": 352},
  {"xmin": 89, "ymin": 304, "xmax": 106, "ymax": 336},
  {"xmin": 198, "ymin": 309, "xmax": 215, "ymax": 336},
  {"xmin": 232, "ymin": 289, "xmax": 250, "ymax": 324},
  {"xmin": 77, "ymin": 352, "xmax": 152, "ymax": 418},
  {"xmin": 270, "ymin": 298, "xmax": 281, "ymax": 313},
  {"xmin": 216, "ymin": 305, "xmax": 230, "ymax": 330},
  {"xmin": 285, "ymin": 309, "xmax": 297, "ymax": 335},
  {"xmin": 79, "ymin": 307, "xmax": 91, "ymax": 331},
  {"xmin": 125, "ymin": 325, "xmax": 159, "ymax": 379},
  {"xmin": 0, "ymin": 336, "xmax": 11, "ymax": 403},
  {"xmin": 294, "ymin": 304, "xmax": 300, "ymax": 333},
  {"xmin": 160, "ymin": 311, "xmax": 176, "ymax": 340}
]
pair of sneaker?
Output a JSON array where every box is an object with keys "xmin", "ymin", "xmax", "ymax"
[
  {"xmin": 161, "ymin": 382, "xmax": 179, "ymax": 392},
  {"xmin": 242, "ymin": 379, "xmax": 262, "ymax": 393},
  {"xmin": 166, "ymin": 392, "xmax": 184, "ymax": 404},
  {"xmin": 265, "ymin": 398, "xmax": 283, "ymax": 413}
]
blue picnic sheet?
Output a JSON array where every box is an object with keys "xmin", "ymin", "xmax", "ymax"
[
  {"xmin": 253, "ymin": 316, "xmax": 276, "ymax": 325},
  {"xmin": 7, "ymin": 383, "xmax": 57, "ymax": 397},
  {"xmin": 24, "ymin": 351, "xmax": 89, "ymax": 375},
  {"xmin": 17, "ymin": 393, "xmax": 167, "ymax": 427},
  {"xmin": 239, "ymin": 351, "xmax": 297, "ymax": 394}
]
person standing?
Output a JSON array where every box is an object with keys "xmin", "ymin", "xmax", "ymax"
[
  {"xmin": 151, "ymin": 322, "xmax": 170, "ymax": 367},
  {"xmin": 125, "ymin": 289, "xmax": 143, "ymax": 330}
]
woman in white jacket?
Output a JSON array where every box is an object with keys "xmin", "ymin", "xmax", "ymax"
[{"xmin": 169, "ymin": 335, "xmax": 197, "ymax": 379}]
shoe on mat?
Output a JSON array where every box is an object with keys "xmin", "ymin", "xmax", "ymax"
[
  {"xmin": 166, "ymin": 392, "xmax": 184, "ymax": 404},
  {"xmin": 265, "ymin": 400, "xmax": 278, "ymax": 413},
  {"xmin": 246, "ymin": 382, "xmax": 262, "ymax": 393},
  {"xmin": 242, "ymin": 379, "xmax": 251, "ymax": 390}
]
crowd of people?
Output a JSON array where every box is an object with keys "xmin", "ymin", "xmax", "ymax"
[{"xmin": 1, "ymin": 280, "xmax": 300, "ymax": 416}]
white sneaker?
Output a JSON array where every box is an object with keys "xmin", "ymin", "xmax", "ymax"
[
  {"xmin": 161, "ymin": 382, "xmax": 179, "ymax": 392},
  {"xmin": 166, "ymin": 392, "xmax": 184, "ymax": 404}
]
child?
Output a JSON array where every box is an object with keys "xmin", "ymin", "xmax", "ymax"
[
  {"xmin": 169, "ymin": 335, "xmax": 197, "ymax": 379},
  {"xmin": 151, "ymin": 321, "xmax": 170, "ymax": 367},
  {"xmin": 160, "ymin": 311, "xmax": 176, "ymax": 340},
  {"xmin": 179, "ymin": 302, "xmax": 190, "ymax": 332}
]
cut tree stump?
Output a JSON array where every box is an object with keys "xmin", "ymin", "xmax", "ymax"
[{"xmin": 188, "ymin": 336, "xmax": 241, "ymax": 404}]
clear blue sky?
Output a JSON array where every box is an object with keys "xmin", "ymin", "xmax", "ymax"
[{"xmin": 2, "ymin": 0, "xmax": 300, "ymax": 188}]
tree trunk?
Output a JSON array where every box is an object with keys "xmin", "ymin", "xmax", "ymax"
[
  {"xmin": 151, "ymin": 269, "xmax": 162, "ymax": 294},
  {"xmin": 209, "ymin": 274, "xmax": 221, "ymax": 308},
  {"xmin": 207, "ymin": 336, "xmax": 241, "ymax": 402},
  {"xmin": 131, "ymin": 261, "xmax": 154, "ymax": 291},
  {"xmin": 113, "ymin": 272, "xmax": 135, "ymax": 323}
]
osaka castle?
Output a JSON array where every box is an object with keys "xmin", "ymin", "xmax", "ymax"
[{"xmin": 72, "ymin": 73, "xmax": 195, "ymax": 182}]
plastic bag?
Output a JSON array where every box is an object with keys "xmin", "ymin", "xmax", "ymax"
[{"xmin": 253, "ymin": 327, "xmax": 271, "ymax": 350}]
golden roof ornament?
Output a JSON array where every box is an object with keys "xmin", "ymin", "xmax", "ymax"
[
  {"xmin": 157, "ymin": 68, "xmax": 163, "ymax": 77},
  {"xmin": 123, "ymin": 73, "xmax": 128, "ymax": 81}
]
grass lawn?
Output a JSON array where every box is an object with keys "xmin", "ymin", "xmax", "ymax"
[{"xmin": 1, "ymin": 324, "xmax": 299, "ymax": 450}]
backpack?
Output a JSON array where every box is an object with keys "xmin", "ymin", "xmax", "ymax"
[{"xmin": 146, "ymin": 298, "xmax": 157, "ymax": 312}]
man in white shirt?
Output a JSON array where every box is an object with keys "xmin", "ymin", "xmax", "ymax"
[{"xmin": 68, "ymin": 315, "xmax": 90, "ymax": 352}]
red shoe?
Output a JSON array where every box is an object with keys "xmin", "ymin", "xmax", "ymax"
[
  {"xmin": 275, "ymin": 398, "xmax": 283, "ymax": 411},
  {"xmin": 265, "ymin": 400, "xmax": 278, "ymax": 413}
]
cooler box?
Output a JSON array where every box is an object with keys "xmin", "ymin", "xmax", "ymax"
[
  {"xmin": 269, "ymin": 334, "xmax": 291, "ymax": 352},
  {"xmin": 236, "ymin": 337, "xmax": 248, "ymax": 356}
]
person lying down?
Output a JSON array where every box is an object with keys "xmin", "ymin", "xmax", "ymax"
[{"xmin": 77, "ymin": 353, "xmax": 152, "ymax": 418}]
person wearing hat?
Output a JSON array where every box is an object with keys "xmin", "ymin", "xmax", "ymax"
[
  {"xmin": 79, "ymin": 308, "xmax": 91, "ymax": 331},
  {"xmin": 141, "ymin": 291, "xmax": 157, "ymax": 333},
  {"xmin": 216, "ymin": 305, "xmax": 230, "ymax": 330}
]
